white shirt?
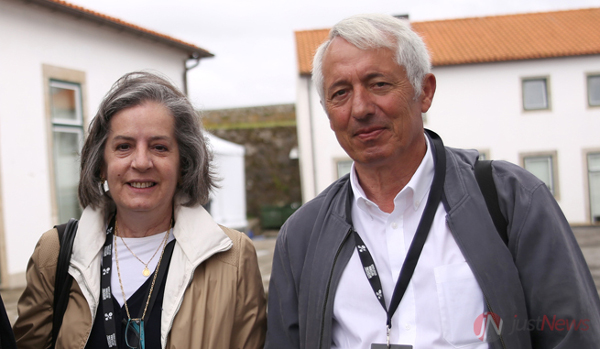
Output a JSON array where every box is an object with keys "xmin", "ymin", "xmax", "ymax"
[
  {"xmin": 111, "ymin": 229, "xmax": 175, "ymax": 307},
  {"xmin": 331, "ymin": 136, "xmax": 487, "ymax": 348}
]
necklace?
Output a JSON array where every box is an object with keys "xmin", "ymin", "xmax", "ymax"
[
  {"xmin": 114, "ymin": 219, "xmax": 171, "ymax": 347},
  {"xmin": 118, "ymin": 229, "xmax": 168, "ymax": 277}
]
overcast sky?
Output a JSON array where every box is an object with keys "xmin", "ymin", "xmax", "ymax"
[{"xmin": 67, "ymin": 0, "xmax": 599, "ymax": 110}]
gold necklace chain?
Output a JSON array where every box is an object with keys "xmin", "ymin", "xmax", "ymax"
[
  {"xmin": 114, "ymin": 219, "xmax": 171, "ymax": 320},
  {"xmin": 119, "ymin": 230, "xmax": 166, "ymax": 277}
]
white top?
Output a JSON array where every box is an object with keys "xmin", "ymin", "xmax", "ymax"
[
  {"xmin": 111, "ymin": 229, "xmax": 175, "ymax": 307},
  {"xmin": 331, "ymin": 136, "xmax": 487, "ymax": 348}
]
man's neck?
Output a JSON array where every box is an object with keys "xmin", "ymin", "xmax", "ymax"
[{"xmin": 354, "ymin": 140, "xmax": 427, "ymax": 214}]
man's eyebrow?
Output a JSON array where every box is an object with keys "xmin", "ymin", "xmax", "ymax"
[
  {"xmin": 326, "ymin": 73, "xmax": 389, "ymax": 92},
  {"xmin": 365, "ymin": 72, "xmax": 386, "ymax": 80}
]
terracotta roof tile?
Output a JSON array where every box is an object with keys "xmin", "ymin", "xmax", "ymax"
[
  {"xmin": 29, "ymin": 0, "xmax": 213, "ymax": 58},
  {"xmin": 295, "ymin": 7, "xmax": 600, "ymax": 74},
  {"xmin": 295, "ymin": 29, "xmax": 330, "ymax": 76}
]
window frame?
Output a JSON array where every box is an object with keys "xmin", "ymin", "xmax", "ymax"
[
  {"xmin": 477, "ymin": 149, "xmax": 490, "ymax": 161},
  {"xmin": 49, "ymin": 80, "xmax": 84, "ymax": 126},
  {"xmin": 585, "ymin": 150, "xmax": 600, "ymax": 224},
  {"xmin": 521, "ymin": 76, "xmax": 551, "ymax": 111},
  {"xmin": 587, "ymin": 73, "xmax": 600, "ymax": 108},
  {"xmin": 520, "ymin": 151, "xmax": 559, "ymax": 200},
  {"xmin": 43, "ymin": 65, "xmax": 87, "ymax": 225},
  {"xmin": 335, "ymin": 158, "xmax": 353, "ymax": 179}
]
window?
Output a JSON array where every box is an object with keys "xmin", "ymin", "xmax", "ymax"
[
  {"xmin": 588, "ymin": 153, "xmax": 600, "ymax": 223},
  {"xmin": 49, "ymin": 80, "xmax": 84, "ymax": 223},
  {"xmin": 588, "ymin": 75, "xmax": 600, "ymax": 107},
  {"xmin": 478, "ymin": 150, "xmax": 490, "ymax": 161},
  {"xmin": 523, "ymin": 154, "xmax": 556, "ymax": 195},
  {"xmin": 522, "ymin": 78, "xmax": 549, "ymax": 110},
  {"xmin": 336, "ymin": 159, "xmax": 353, "ymax": 178}
]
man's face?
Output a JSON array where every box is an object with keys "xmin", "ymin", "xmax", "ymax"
[{"xmin": 321, "ymin": 37, "xmax": 435, "ymax": 168}]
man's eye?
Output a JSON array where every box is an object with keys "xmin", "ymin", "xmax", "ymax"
[
  {"xmin": 332, "ymin": 89, "xmax": 346, "ymax": 98},
  {"xmin": 374, "ymin": 82, "xmax": 388, "ymax": 88}
]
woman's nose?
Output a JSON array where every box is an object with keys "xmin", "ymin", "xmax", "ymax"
[{"xmin": 131, "ymin": 148, "xmax": 152, "ymax": 170}]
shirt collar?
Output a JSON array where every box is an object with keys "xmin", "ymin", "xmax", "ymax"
[{"xmin": 350, "ymin": 133, "xmax": 434, "ymax": 215}]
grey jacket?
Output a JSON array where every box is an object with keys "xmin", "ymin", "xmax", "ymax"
[{"xmin": 266, "ymin": 139, "xmax": 600, "ymax": 348}]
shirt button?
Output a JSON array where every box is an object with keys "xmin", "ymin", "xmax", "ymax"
[
  {"xmin": 405, "ymin": 324, "xmax": 411, "ymax": 330},
  {"xmin": 391, "ymin": 222, "xmax": 398, "ymax": 229}
]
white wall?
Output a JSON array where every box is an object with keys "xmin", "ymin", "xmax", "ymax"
[
  {"xmin": 296, "ymin": 54, "xmax": 600, "ymax": 224},
  {"xmin": 0, "ymin": 0, "xmax": 189, "ymax": 285},
  {"xmin": 427, "ymin": 55, "xmax": 600, "ymax": 223}
]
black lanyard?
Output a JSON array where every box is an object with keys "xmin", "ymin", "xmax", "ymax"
[
  {"xmin": 99, "ymin": 215, "xmax": 175, "ymax": 348},
  {"xmin": 348, "ymin": 131, "xmax": 446, "ymax": 336},
  {"xmin": 100, "ymin": 216, "xmax": 118, "ymax": 348}
]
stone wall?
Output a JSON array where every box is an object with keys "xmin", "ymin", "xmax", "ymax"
[{"xmin": 202, "ymin": 104, "xmax": 301, "ymax": 230}]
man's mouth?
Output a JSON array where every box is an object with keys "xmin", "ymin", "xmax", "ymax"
[
  {"xmin": 355, "ymin": 127, "xmax": 385, "ymax": 139},
  {"xmin": 128, "ymin": 182, "xmax": 156, "ymax": 189}
]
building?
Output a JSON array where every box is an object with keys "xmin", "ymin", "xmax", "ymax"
[
  {"xmin": 294, "ymin": 7, "xmax": 600, "ymax": 225},
  {"xmin": 0, "ymin": 0, "xmax": 213, "ymax": 287},
  {"xmin": 203, "ymin": 104, "xmax": 301, "ymax": 231}
]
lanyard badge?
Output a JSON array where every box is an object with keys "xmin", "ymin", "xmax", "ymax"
[{"xmin": 350, "ymin": 131, "xmax": 446, "ymax": 349}]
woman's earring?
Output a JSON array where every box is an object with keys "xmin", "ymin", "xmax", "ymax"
[{"xmin": 100, "ymin": 176, "xmax": 109, "ymax": 193}]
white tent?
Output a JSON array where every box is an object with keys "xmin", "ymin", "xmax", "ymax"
[{"xmin": 205, "ymin": 133, "xmax": 247, "ymax": 231}]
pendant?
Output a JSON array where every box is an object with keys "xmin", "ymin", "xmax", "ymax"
[{"xmin": 142, "ymin": 267, "xmax": 150, "ymax": 277}]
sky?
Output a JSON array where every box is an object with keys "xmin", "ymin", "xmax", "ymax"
[{"xmin": 66, "ymin": 0, "xmax": 600, "ymax": 110}]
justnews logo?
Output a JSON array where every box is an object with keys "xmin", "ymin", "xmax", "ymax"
[
  {"xmin": 474, "ymin": 312, "xmax": 591, "ymax": 342},
  {"xmin": 473, "ymin": 312, "xmax": 503, "ymax": 342}
]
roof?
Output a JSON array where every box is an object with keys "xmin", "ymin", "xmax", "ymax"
[
  {"xmin": 295, "ymin": 7, "xmax": 600, "ymax": 74},
  {"xmin": 26, "ymin": 0, "xmax": 213, "ymax": 58}
]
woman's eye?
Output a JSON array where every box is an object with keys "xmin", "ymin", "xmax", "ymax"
[
  {"xmin": 116, "ymin": 144, "xmax": 130, "ymax": 151},
  {"xmin": 154, "ymin": 145, "xmax": 168, "ymax": 152}
]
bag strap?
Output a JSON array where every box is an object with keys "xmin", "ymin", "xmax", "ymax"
[
  {"xmin": 51, "ymin": 218, "xmax": 78, "ymax": 348},
  {"xmin": 0, "ymin": 292, "xmax": 16, "ymax": 349},
  {"xmin": 474, "ymin": 160, "xmax": 509, "ymax": 245}
]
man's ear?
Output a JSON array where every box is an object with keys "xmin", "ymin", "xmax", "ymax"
[{"xmin": 420, "ymin": 73, "xmax": 436, "ymax": 113}]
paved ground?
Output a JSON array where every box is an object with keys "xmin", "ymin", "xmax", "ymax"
[
  {"xmin": 572, "ymin": 225, "xmax": 600, "ymax": 292},
  {"xmin": 2, "ymin": 226, "xmax": 599, "ymax": 326}
]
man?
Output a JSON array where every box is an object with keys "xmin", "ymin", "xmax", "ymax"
[{"xmin": 266, "ymin": 13, "xmax": 600, "ymax": 349}]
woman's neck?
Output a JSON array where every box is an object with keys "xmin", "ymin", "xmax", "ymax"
[{"xmin": 115, "ymin": 210, "xmax": 172, "ymax": 238}]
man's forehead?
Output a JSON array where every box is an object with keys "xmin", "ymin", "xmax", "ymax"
[{"xmin": 322, "ymin": 37, "xmax": 403, "ymax": 78}]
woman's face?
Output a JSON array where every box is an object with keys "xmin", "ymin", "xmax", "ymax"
[{"xmin": 102, "ymin": 101, "xmax": 180, "ymax": 218}]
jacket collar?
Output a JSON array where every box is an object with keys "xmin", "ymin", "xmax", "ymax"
[
  {"xmin": 70, "ymin": 204, "xmax": 232, "ymax": 276},
  {"xmin": 172, "ymin": 204, "xmax": 233, "ymax": 265}
]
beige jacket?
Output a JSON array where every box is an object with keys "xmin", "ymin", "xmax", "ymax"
[{"xmin": 13, "ymin": 205, "xmax": 266, "ymax": 348}]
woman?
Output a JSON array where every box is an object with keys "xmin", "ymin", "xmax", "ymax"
[{"xmin": 13, "ymin": 72, "xmax": 266, "ymax": 348}]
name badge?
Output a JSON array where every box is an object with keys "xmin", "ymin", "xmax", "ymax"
[{"xmin": 371, "ymin": 345, "xmax": 413, "ymax": 349}]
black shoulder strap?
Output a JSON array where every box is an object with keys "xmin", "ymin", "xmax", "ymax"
[
  {"xmin": 474, "ymin": 160, "xmax": 509, "ymax": 245},
  {"xmin": 51, "ymin": 218, "xmax": 78, "ymax": 348},
  {"xmin": 0, "ymin": 292, "xmax": 16, "ymax": 349}
]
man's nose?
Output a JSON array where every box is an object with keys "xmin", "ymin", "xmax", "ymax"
[{"xmin": 351, "ymin": 87, "xmax": 375, "ymax": 119}]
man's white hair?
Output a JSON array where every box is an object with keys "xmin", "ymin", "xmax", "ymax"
[{"xmin": 312, "ymin": 13, "xmax": 432, "ymax": 102}]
